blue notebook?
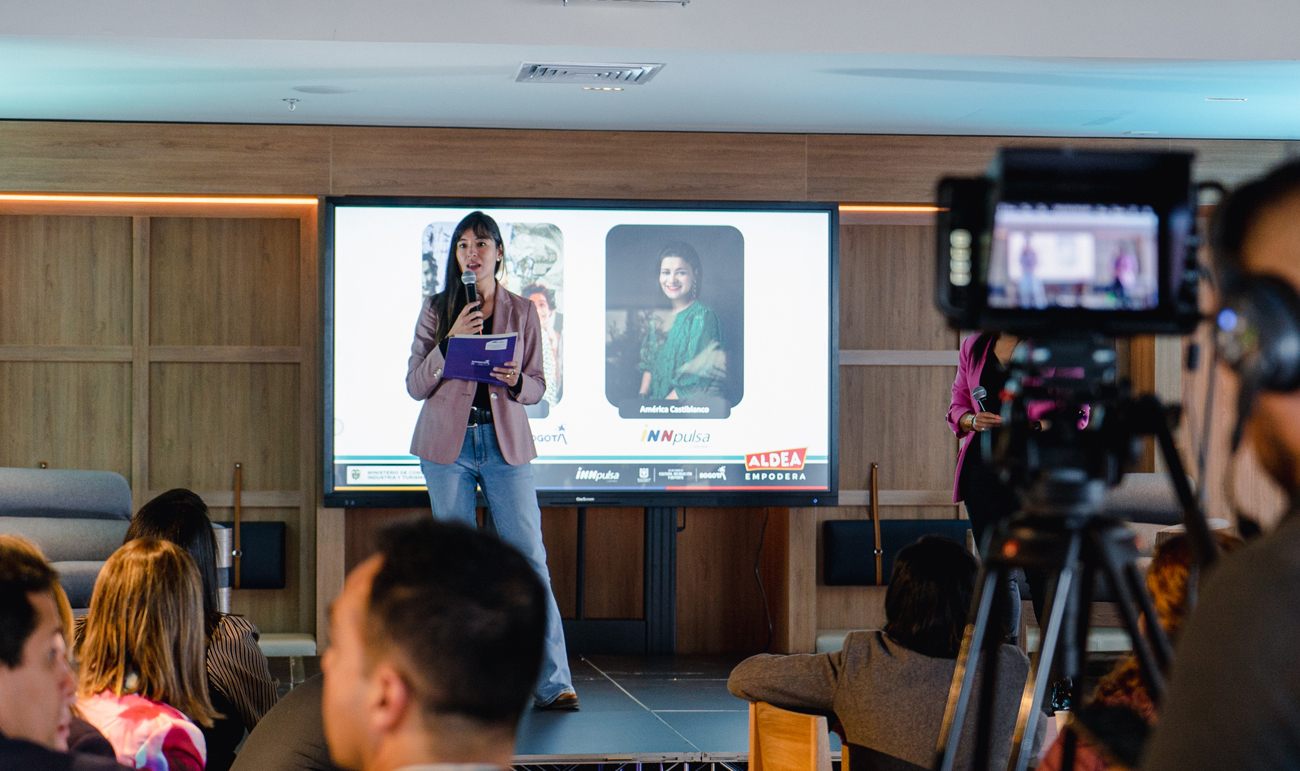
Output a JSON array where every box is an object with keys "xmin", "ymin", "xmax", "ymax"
[{"xmin": 443, "ymin": 333, "xmax": 519, "ymax": 385}]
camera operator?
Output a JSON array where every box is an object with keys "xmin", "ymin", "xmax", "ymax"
[{"xmin": 1143, "ymin": 160, "xmax": 1300, "ymax": 770}]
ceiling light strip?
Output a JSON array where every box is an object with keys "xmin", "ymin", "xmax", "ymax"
[{"xmin": 0, "ymin": 193, "xmax": 317, "ymax": 205}]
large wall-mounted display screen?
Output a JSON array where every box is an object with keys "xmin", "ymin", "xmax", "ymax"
[{"xmin": 324, "ymin": 198, "xmax": 838, "ymax": 507}]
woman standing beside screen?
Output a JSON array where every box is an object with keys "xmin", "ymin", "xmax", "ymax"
[
  {"xmin": 638, "ymin": 242, "xmax": 726, "ymax": 401},
  {"xmin": 405, "ymin": 211, "xmax": 577, "ymax": 711}
]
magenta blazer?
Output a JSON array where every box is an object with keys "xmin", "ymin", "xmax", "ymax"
[
  {"xmin": 406, "ymin": 286, "xmax": 545, "ymax": 466},
  {"xmin": 947, "ymin": 335, "xmax": 1089, "ymax": 502}
]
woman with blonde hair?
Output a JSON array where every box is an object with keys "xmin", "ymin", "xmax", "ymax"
[{"xmin": 76, "ymin": 539, "xmax": 217, "ymax": 771}]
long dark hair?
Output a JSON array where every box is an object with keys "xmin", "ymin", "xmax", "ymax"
[
  {"xmin": 435, "ymin": 212, "xmax": 506, "ymax": 344},
  {"xmin": 125, "ymin": 489, "xmax": 221, "ymax": 639},
  {"xmin": 657, "ymin": 241, "xmax": 704, "ymax": 299},
  {"xmin": 883, "ymin": 536, "xmax": 977, "ymax": 659}
]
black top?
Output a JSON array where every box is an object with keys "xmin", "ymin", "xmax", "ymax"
[
  {"xmin": 0, "ymin": 732, "xmax": 129, "ymax": 771},
  {"xmin": 1143, "ymin": 511, "xmax": 1300, "ymax": 771}
]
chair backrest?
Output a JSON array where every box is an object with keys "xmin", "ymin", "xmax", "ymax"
[
  {"xmin": 749, "ymin": 702, "xmax": 831, "ymax": 771},
  {"xmin": 0, "ymin": 468, "xmax": 131, "ymax": 520}
]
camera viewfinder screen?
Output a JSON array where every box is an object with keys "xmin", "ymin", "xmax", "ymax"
[{"xmin": 988, "ymin": 203, "xmax": 1159, "ymax": 311}]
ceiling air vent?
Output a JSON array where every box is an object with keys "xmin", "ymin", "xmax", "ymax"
[{"xmin": 515, "ymin": 62, "xmax": 665, "ymax": 86}]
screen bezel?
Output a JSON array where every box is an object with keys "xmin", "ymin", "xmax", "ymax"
[{"xmin": 321, "ymin": 196, "xmax": 840, "ymax": 509}]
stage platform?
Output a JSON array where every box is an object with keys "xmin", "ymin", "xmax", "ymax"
[{"xmin": 515, "ymin": 654, "xmax": 831, "ymax": 770}]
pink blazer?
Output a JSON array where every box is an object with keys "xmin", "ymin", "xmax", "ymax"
[
  {"xmin": 947, "ymin": 334, "xmax": 1089, "ymax": 502},
  {"xmin": 407, "ymin": 286, "xmax": 545, "ymax": 466}
]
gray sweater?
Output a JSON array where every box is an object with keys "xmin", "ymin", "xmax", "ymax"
[{"xmin": 728, "ymin": 631, "xmax": 1038, "ymax": 770}]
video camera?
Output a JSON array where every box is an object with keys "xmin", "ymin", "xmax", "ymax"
[{"xmin": 935, "ymin": 148, "xmax": 1201, "ymax": 336}]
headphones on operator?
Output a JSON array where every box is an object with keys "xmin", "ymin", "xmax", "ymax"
[{"xmin": 1211, "ymin": 160, "xmax": 1300, "ymax": 452}]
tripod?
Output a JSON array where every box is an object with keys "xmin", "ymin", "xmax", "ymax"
[{"xmin": 932, "ymin": 395, "xmax": 1215, "ymax": 771}]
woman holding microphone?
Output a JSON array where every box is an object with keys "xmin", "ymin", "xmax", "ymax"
[
  {"xmin": 950, "ymin": 331, "xmax": 1090, "ymax": 634},
  {"xmin": 949, "ymin": 331, "xmax": 1026, "ymax": 641},
  {"xmin": 406, "ymin": 211, "xmax": 577, "ymax": 710}
]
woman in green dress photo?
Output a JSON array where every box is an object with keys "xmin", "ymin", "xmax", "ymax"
[{"xmin": 638, "ymin": 241, "xmax": 726, "ymax": 400}]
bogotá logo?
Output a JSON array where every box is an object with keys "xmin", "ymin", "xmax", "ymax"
[
  {"xmin": 640, "ymin": 426, "xmax": 710, "ymax": 445},
  {"xmin": 533, "ymin": 424, "xmax": 568, "ymax": 445},
  {"xmin": 745, "ymin": 448, "xmax": 808, "ymax": 471}
]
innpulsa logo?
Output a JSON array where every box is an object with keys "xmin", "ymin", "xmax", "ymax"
[
  {"xmin": 575, "ymin": 467, "xmax": 620, "ymax": 481},
  {"xmin": 640, "ymin": 427, "xmax": 711, "ymax": 445},
  {"xmin": 533, "ymin": 424, "xmax": 568, "ymax": 445}
]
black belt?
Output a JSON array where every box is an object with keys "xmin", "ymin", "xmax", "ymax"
[{"xmin": 468, "ymin": 406, "xmax": 494, "ymax": 426}]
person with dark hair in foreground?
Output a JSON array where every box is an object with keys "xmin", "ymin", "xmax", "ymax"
[
  {"xmin": 728, "ymin": 536, "xmax": 1038, "ymax": 771},
  {"xmin": 0, "ymin": 540, "xmax": 128, "ymax": 770},
  {"xmin": 322, "ymin": 519, "xmax": 547, "ymax": 771},
  {"xmin": 1143, "ymin": 160, "xmax": 1300, "ymax": 770}
]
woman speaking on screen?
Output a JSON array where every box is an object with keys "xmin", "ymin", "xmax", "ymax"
[
  {"xmin": 638, "ymin": 241, "xmax": 726, "ymax": 401},
  {"xmin": 405, "ymin": 211, "xmax": 577, "ymax": 711}
]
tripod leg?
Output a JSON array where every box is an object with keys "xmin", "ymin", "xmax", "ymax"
[
  {"xmin": 973, "ymin": 579, "xmax": 1006, "ymax": 771},
  {"xmin": 933, "ymin": 566, "xmax": 1002, "ymax": 771},
  {"xmin": 1008, "ymin": 531, "xmax": 1082, "ymax": 771},
  {"xmin": 1096, "ymin": 538, "xmax": 1166, "ymax": 703},
  {"xmin": 1124, "ymin": 559, "xmax": 1173, "ymax": 672},
  {"xmin": 1059, "ymin": 554, "xmax": 1096, "ymax": 771}
]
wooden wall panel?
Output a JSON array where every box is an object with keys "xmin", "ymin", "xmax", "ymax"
[
  {"xmin": 583, "ymin": 507, "xmax": 644, "ymax": 619},
  {"xmin": 0, "ymin": 122, "xmax": 332, "ymax": 195},
  {"xmin": 839, "ymin": 224, "xmax": 954, "ymax": 351},
  {"xmin": 149, "ymin": 363, "xmax": 300, "ymax": 491},
  {"xmin": 541, "ymin": 508, "xmax": 578, "ymax": 619},
  {"xmin": 0, "ymin": 216, "xmax": 132, "ymax": 346},
  {"xmin": 809, "ymin": 135, "xmax": 1298, "ymax": 204},
  {"xmin": 211, "ymin": 506, "xmax": 302, "ymax": 634},
  {"xmin": 677, "ymin": 507, "xmax": 778, "ymax": 655},
  {"xmin": 331, "ymin": 127, "xmax": 809, "ymax": 201},
  {"xmin": 839, "ymin": 366, "xmax": 959, "ymax": 492},
  {"xmin": 344, "ymin": 508, "xmax": 429, "ymax": 574},
  {"xmin": 0, "ymin": 362, "xmax": 131, "ymax": 477},
  {"xmin": 150, "ymin": 218, "xmax": 301, "ymax": 347}
]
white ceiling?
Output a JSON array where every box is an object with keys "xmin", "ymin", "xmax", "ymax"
[{"xmin": 2, "ymin": 0, "xmax": 1300, "ymax": 138}]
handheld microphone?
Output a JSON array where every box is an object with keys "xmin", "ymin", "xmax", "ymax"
[
  {"xmin": 461, "ymin": 270, "xmax": 478, "ymax": 307},
  {"xmin": 971, "ymin": 386, "xmax": 987, "ymax": 412}
]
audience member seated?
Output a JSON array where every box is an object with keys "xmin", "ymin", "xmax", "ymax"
[
  {"xmin": 0, "ymin": 534, "xmax": 121, "ymax": 762},
  {"xmin": 123, "ymin": 489, "xmax": 277, "ymax": 771},
  {"xmin": 321, "ymin": 519, "xmax": 547, "ymax": 771},
  {"xmin": 729, "ymin": 536, "xmax": 1038, "ymax": 771},
  {"xmin": 76, "ymin": 539, "xmax": 218, "ymax": 771},
  {"xmin": 228, "ymin": 673, "xmax": 342, "ymax": 771},
  {"xmin": 1037, "ymin": 531, "xmax": 1243, "ymax": 771},
  {"xmin": 0, "ymin": 538, "xmax": 128, "ymax": 770}
]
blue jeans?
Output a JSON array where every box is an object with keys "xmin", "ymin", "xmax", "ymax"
[{"xmin": 419, "ymin": 425, "xmax": 574, "ymax": 704}]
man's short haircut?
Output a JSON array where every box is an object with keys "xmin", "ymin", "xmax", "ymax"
[
  {"xmin": 1211, "ymin": 158, "xmax": 1300, "ymax": 289},
  {"xmin": 0, "ymin": 540, "xmax": 58, "ymax": 668},
  {"xmin": 367, "ymin": 519, "xmax": 547, "ymax": 729},
  {"xmin": 883, "ymin": 536, "xmax": 978, "ymax": 659}
]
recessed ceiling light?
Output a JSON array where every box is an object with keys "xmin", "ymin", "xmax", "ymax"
[
  {"xmin": 583, "ymin": 87, "xmax": 624, "ymax": 91},
  {"xmin": 1206, "ymin": 97, "xmax": 1247, "ymax": 102}
]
